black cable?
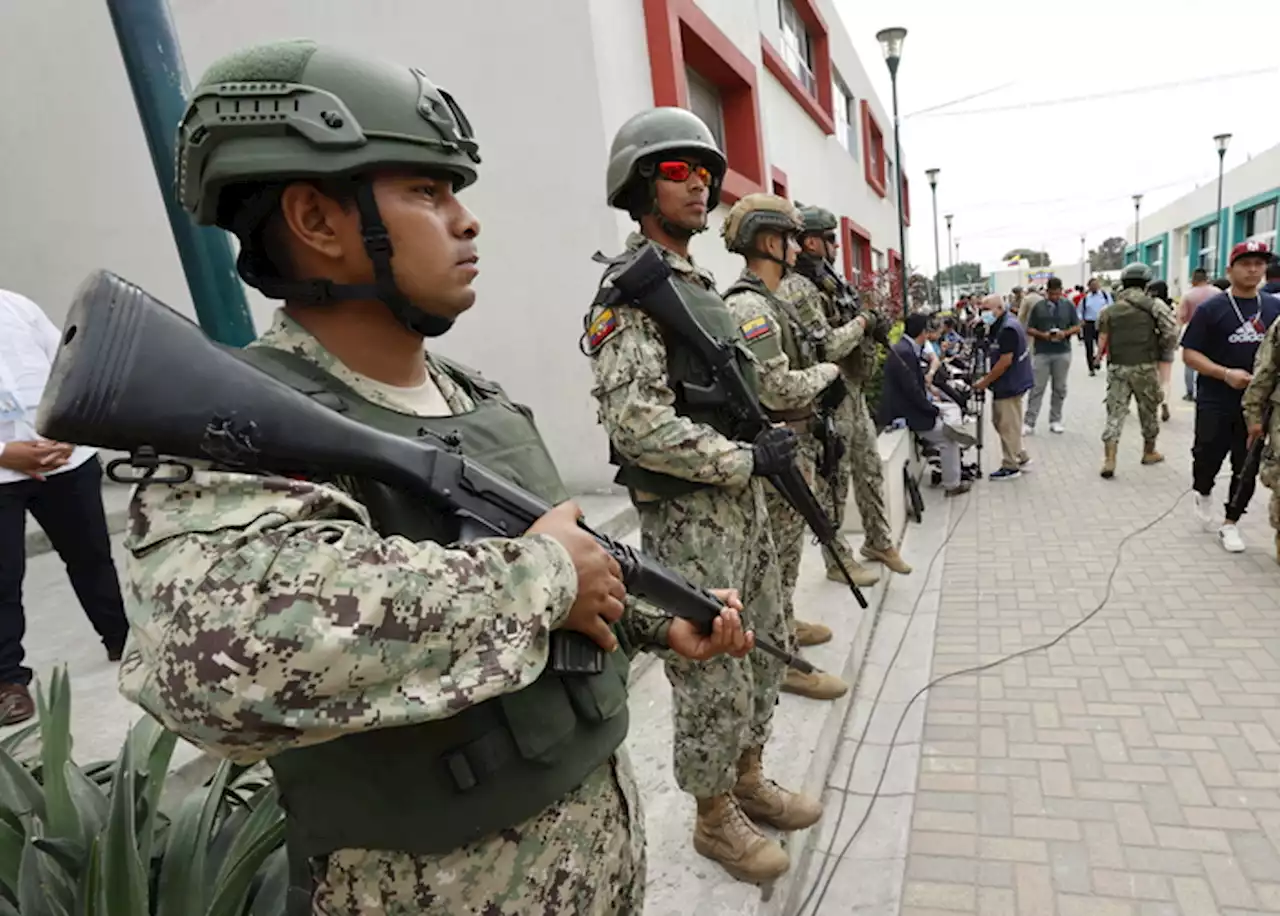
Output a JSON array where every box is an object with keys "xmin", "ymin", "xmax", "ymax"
[{"xmin": 792, "ymin": 482, "xmax": 1192, "ymax": 915}]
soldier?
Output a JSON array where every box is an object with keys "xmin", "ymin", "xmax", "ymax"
[
  {"xmin": 778, "ymin": 204, "xmax": 912, "ymax": 584},
  {"xmin": 117, "ymin": 41, "xmax": 755, "ymax": 916},
  {"xmin": 1243, "ymin": 314, "xmax": 1280, "ymax": 564},
  {"xmin": 718, "ymin": 194, "xmax": 849, "ymax": 702},
  {"xmin": 584, "ymin": 108, "xmax": 821, "ymax": 884},
  {"xmin": 1096, "ymin": 262, "xmax": 1178, "ymax": 478}
]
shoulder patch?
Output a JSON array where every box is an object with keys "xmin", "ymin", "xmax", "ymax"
[
  {"xmin": 740, "ymin": 315, "xmax": 775, "ymax": 342},
  {"xmin": 587, "ymin": 307, "xmax": 621, "ymax": 351}
]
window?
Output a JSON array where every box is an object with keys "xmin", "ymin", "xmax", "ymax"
[
  {"xmin": 873, "ymin": 248, "xmax": 886, "ymax": 271},
  {"xmin": 1195, "ymin": 222, "xmax": 1218, "ymax": 272},
  {"xmin": 900, "ymin": 174, "xmax": 910, "ymax": 227},
  {"xmin": 778, "ymin": 1, "xmax": 816, "ymax": 95},
  {"xmin": 643, "ymin": 0, "xmax": 766, "ymax": 204},
  {"xmin": 861, "ymin": 100, "xmax": 886, "ymax": 197},
  {"xmin": 843, "ymin": 217, "xmax": 872, "ymax": 286},
  {"xmin": 771, "ymin": 166, "xmax": 789, "ymax": 199},
  {"xmin": 1244, "ymin": 201, "xmax": 1277, "ymax": 248},
  {"xmin": 1146, "ymin": 239, "xmax": 1164, "ymax": 280},
  {"xmin": 686, "ymin": 67, "xmax": 725, "ymax": 150},
  {"xmin": 832, "ymin": 74, "xmax": 857, "ymax": 157}
]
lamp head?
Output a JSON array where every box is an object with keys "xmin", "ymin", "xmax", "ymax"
[
  {"xmin": 925, "ymin": 167, "xmax": 940, "ymax": 189},
  {"xmin": 1214, "ymin": 133, "xmax": 1232, "ymax": 154},
  {"xmin": 876, "ymin": 27, "xmax": 907, "ymax": 66}
]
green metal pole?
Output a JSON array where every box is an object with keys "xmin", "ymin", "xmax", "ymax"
[{"xmin": 106, "ymin": 0, "xmax": 255, "ymax": 346}]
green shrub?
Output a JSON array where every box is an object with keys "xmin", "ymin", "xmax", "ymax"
[
  {"xmin": 0, "ymin": 668, "xmax": 287, "ymax": 915},
  {"xmin": 864, "ymin": 320, "xmax": 904, "ymax": 421}
]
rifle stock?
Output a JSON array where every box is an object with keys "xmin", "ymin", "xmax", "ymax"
[
  {"xmin": 608, "ymin": 246, "xmax": 868, "ymax": 609},
  {"xmin": 38, "ymin": 271, "xmax": 813, "ymax": 676},
  {"xmin": 1230, "ymin": 404, "xmax": 1274, "ymax": 519}
]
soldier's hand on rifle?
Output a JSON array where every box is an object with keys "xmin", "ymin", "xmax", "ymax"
[
  {"xmin": 667, "ymin": 589, "xmax": 754, "ymax": 660},
  {"xmin": 751, "ymin": 426, "xmax": 799, "ymax": 477},
  {"xmin": 530, "ymin": 501, "xmax": 626, "ymax": 652},
  {"xmin": 1248, "ymin": 423, "xmax": 1265, "ymax": 449}
]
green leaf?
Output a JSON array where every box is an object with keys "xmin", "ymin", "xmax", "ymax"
[
  {"xmin": 0, "ymin": 751, "xmax": 46, "ymax": 823},
  {"xmin": 35, "ymin": 670, "xmax": 78, "ymax": 842},
  {"xmin": 154, "ymin": 760, "xmax": 234, "ymax": 916},
  {"xmin": 0, "ymin": 818, "xmax": 24, "ymax": 896},
  {"xmin": 247, "ymin": 846, "xmax": 289, "ymax": 916},
  {"xmin": 203, "ymin": 818, "xmax": 286, "ymax": 916},
  {"xmin": 72, "ymin": 837, "xmax": 103, "ymax": 916},
  {"xmin": 0, "ymin": 896, "xmax": 18, "ymax": 916},
  {"xmin": 0, "ymin": 723, "xmax": 40, "ymax": 760},
  {"xmin": 136, "ymin": 721, "xmax": 176, "ymax": 868},
  {"xmin": 211, "ymin": 784, "xmax": 283, "ymax": 889},
  {"xmin": 31, "ymin": 837, "xmax": 86, "ymax": 879},
  {"xmin": 17, "ymin": 832, "xmax": 72, "ymax": 916},
  {"xmin": 98, "ymin": 739, "xmax": 147, "ymax": 915},
  {"xmin": 62, "ymin": 762, "xmax": 108, "ymax": 844}
]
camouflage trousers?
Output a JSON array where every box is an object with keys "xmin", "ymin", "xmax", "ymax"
[
  {"xmin": 765, "ymin": 433, "xmax": 819, "ymax": 633},
  {"xmin": 1102, "ymin": 363, "xmax": 1161, "ymax": 444},
  {"xmin": 312, "ymin": 753, "xmax": 646, "ymax": 915},
  {"xmin": 813, "ymin": 387, "xmax": 892, "ymax": 571},
  {"xmin": 638, "ymin": 480, "xmax": 787, "ymax": 798},
  {"xmin": 1260, "ymin": 411, "xmax": 1280, "ymax": 533}
]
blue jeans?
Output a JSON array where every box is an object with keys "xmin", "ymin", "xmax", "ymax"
[{"xmin": 1184, "ymin": 364, "xmax": 1197, "ymax": 398}]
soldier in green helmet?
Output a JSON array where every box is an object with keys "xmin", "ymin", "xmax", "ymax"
[
  {"xmin": 118, "ymin": 41, "xmax": 754, "ymax": 916},
  {"xmin": 718, "ymin": 193, "xmax": 850, "ymax": 702},
  {"xmin": 1097, "ymin": 261, "xmax": 1178, "ymax": 478},
  {"xmin": 583, "ymin": 108, "xmax": 821, "ymax": 884},
  {"xmin": 778, "ymin": 204, "xmax": 912, "ymax": 583}
]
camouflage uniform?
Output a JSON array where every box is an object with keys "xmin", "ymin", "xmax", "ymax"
[
  {"xmin": 1242, "ymin": 317, "xmax": 1280, "ymax": 546},
  {"xmin": 778, "ymin": 271, "xmax": 893, "ymax": 561},
  {"xmin": 723, "ymin": 269, "xmax": 838, "ymax": 635},
  {"xmin": 586, "ymin": 235, "xmax": 786, "ymax": 797},
  {"xmin": 1098, "ymin": 290, "xmax": 1178, "ymax": 445},
  {"xmin": 120, "ymin": 312, "xmax": 659, "ymax": 916}
]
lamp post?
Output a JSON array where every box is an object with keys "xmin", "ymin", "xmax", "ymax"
[
  {"xmin": 1214, "ymin": 133, "xmax": 1232, "ymax": 276},
  {"xmin": 876, "ymin": 26, "xmax": 910, "ymax": 314},
  {"xmin": 1132, "ymin": 194, "xmax": 1143, "ymax": 263},
  {"xmin": 955, "ymin": 238, "xmax": 961, "ymax": 295},
  {"xmin": 1080, "ymin": 234, "xmax": 1086, "ymax": 285},
  {"xmin": 945, "ymin": 213, "xmax": 955, "ymax": 307},
  {"xmin": 925, "ymin": 168, "xmax": 941, "ymax": 306}
]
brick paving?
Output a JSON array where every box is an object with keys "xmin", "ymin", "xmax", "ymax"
[{"xmin": 898, "ymin": 354, "xmax": 1280, "ymax": 916}]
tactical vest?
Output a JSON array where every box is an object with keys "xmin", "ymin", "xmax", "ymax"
[
  {"xmin": 606, "ymin": 263, "xmax": 762, "ymax": 501},
  {"xmin": 795, "ymin": 257, "xmax": 875, "ymax": 383},
  {"xmin": 1105, "ymin": 292, "xmax": 1160, "ymax": 366},
  {"xmin": 234, "ymin": 346, "xmax": 630, "ymax": 859},
  {"xmin": 988, "ymin": 315, "xmax": 1034, "ymax": 399}
]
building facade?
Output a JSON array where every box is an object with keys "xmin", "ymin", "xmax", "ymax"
[
  {"xmin": 0, "ymin": 0, "xmax": 906, "ymax": 490},
  {"xmin": 1126, "ymin": 144, "xmax": 1280, "ymax": 296}
]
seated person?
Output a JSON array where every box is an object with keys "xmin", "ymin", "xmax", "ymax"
[{"xmin": 877, "ymin": 313, "xmax": 973, "ymax": 497}]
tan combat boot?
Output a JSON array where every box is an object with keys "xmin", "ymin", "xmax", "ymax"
[
  {"xmin": 826, "ymin": 559, "xmax": 880, "ymax": 587},
  {"xmin": 1100, "ymin": 442, "xmax": 1117, "ymax": 479},
  {"xmin": 1141, "ymin": 439, "xmax": 1165, "ymax": 465},
  {"xmin": 861, "ymin": 544, "xmax": 913, "ymax": 575},
  {"xmin": 781, "ymin": 667, "xmax": 849, "ymax": 700},
  {"xmin": 693, "ymin": 793, "xmax": 790, "ymax": 883},
  {"xmin": 733, "ymin": 745, "xmax": 824, "ymax": 831},
  {"xmin": 793, "ymin": 619, "xmax": 832, "ymax": 646}
]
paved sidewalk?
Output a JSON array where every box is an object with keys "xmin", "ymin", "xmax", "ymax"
[{"xmin": 795, "ymin": 352, "xmax": 1280, "ymax": 916}]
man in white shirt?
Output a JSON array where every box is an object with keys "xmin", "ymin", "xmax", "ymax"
[{"xmin": 0, "ymin": 289, "xmax": 129, "ymax": 724}]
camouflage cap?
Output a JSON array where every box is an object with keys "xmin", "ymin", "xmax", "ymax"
[
  {"xmin": 795, "ymin": 203, "xmax": 839, "ymax": 235},
  {"xmin": 721, "ymin": 193, "xmax": 803, "ymax": 254}
]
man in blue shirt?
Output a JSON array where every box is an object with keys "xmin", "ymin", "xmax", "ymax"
[
  {"xmin": 1078, "ymin": 277, "xmax": 1113, "ymax": 375},
  {"xmin": 1181, "ymin": 241, "xmax": 1280, "ymax": 554}
]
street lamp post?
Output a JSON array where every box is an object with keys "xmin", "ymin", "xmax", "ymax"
[
  {"xmin": 876, "ymin": 26, "xmax": 910, "ymax": 315},
  {"xmin": 1080, "ymin": 234, "xmax": 1086, "ymax": 286},
  {"xmin": 1132, "ymin": 194, "xmax": 1143, "ymax": 263},
  {"xmin": 926, "ymin": 168, "xmax": 941, "ymax": 307},
  {"xmin": 1214, "ymin": 133, "xmax": 1232, "ymax": 276},
  {"xmin": 945, "ymin": 213, "xmax": 955, "ymax": 308}
]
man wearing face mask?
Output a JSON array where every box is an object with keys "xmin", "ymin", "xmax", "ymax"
[
  {"xmin": 973, "ymin": 294, "xmax": 1033, "ymax": 480},
  {"xmin": 719, "ymin": 195, "xmax": 848, "ymax": 702},
  {"xmin": 585, "ymin": 111, "xmax": 821, "ymax": 884}
]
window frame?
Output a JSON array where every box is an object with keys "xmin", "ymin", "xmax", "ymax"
[
  {"xmin": 861, "ymin": 100, "xmax": 887, "ymax": 197},
  {"xmin": 760, "ymin": 0, "xmax": 835, "ymax": 134},
  {"xmin": 842, "ymin": 216, "xmax": 873, "ymax": 285}
]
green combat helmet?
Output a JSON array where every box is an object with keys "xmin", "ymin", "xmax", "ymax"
[
  {"xmin": 606, "ymin": 107, "xmax": 727, "ymax": 214},
  {"xmin": 1120, "ymin": 262, "xmax": 1154, "ymax": 285},
  {"xmin": 721, "ymin": 193, "xmax": 803, "ymax": 256},
  {"xmin": 176, "ymin": 38, "xmax": 481, "ymax": 337},
  {"xmin": 795, "ymin": 203, "xmax": 838, "ymax": 236}
]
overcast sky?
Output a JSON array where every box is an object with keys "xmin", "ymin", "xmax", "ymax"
[{"xmin": 834, "ymin": 0, "xmax": 1280, "ymax": 277}]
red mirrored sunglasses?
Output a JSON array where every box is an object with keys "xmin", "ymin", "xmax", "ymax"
[{"xmin": 655, "ymin": 160, "xmax": 713, "ymax": 184}]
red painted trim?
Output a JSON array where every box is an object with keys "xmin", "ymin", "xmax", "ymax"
[
  {"xmin": 842, "ymin": 216, "xmax": 873, "ymax": 281},
  {"xmin": 901, "ymin": 174, "xmax": 911, "ymax": 226},
  {"xmin": 786, "ymin": 0, "xmax": 833, "ymax": 122},
  {"xmin": 861, "ymin": 100, "xmax": 886, "ymax": 198},
  {"xmin": 642, "ymin": 0, "xmax": 765, "ymax": 204},
  {"xmin": 770, "ymin": 166, "xmax": 790, "ymax": 199},
  {"xmin": 889, "ymin": 249, "xmax": 902, "ymax": 276},
  {"xmin": 761, "ymin": 39, "xmax": 834, "ymax": 135}
]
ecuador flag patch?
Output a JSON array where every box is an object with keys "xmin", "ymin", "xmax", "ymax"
[
  {"xmin": 740, "ymin": 315, "xmax": 774, "ymax": 342},
  {"xmin": 587, "ymin": 307, "xmax": 620, "ymax": 350}
]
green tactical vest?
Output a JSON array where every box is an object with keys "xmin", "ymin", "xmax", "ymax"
[
  {"xmin": 726, "ymin": 274, "xmax": 820, "ymax": 372},
  {"xmin": 235, "ymin": 346, "xmax": 630, "ymax": 859},
  {"xmin": 606, "ymin": 264, "xmax": 762, "ymax": 501},
  {"xmin": 1105, "ymin": 292, "xmax": 1160, "ymax": 366}
]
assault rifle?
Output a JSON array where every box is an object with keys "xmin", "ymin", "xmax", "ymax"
[
  {"xmin": 36, "ymin": 271, "xmax": 814, "ymax": 677},
  {"xmin": 1231, "ymin": 404, "xmax": 1274, "ymax": 519},
  {"xmin": 599, "ymin": 245, "xmax": 869, "ymax": 610}
]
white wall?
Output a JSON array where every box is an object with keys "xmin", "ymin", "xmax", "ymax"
[{"xmin": 1136, "ymin": 145, "xmax": 1280, "ymax": 244}]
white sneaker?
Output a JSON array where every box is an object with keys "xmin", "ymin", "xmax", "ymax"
[
  {"xmin": 1023, "ymin": 425, "xmax": 1035, "ymax": 436},
  {"xmin": 1193, "ymin": 493, "xmax": 1215, "ymax": 530},
  {"xmin": 1050, "ymin": 422, "xmax": 1065, "ymax": 434},
  {"xmin": 1219, "ymin": 524, "xmax": 1246, "ymax": 554}
]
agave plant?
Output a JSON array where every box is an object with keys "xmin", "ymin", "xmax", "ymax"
[{"xmin": 0, "ymin": 667, "xmax": 288, "ymax": 915}]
